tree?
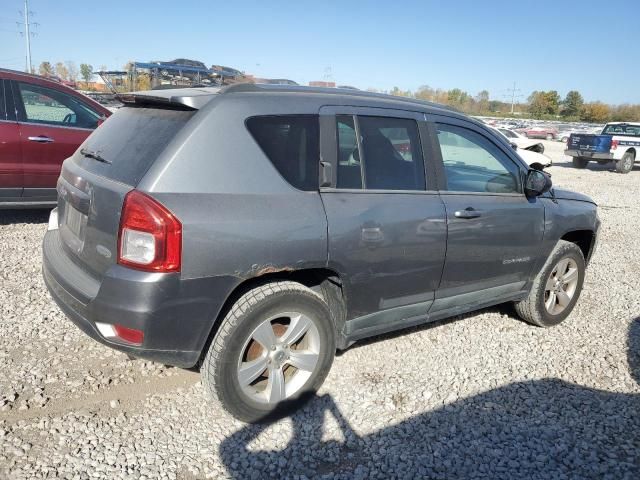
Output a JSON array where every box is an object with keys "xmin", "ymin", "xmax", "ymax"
[
  {"xmin": 528, "ymin": 90, "xmax": 560, "ymax": 118},
  {"xmin": 38, "ymin": 61, "xmax": 54, "ymax": 77},
  {"xmin": 65, "ymin": 61, "xmax": 79, "ymax": 82},
  {"xmin": 55, "ymin": 62, "xmax": 68, "ymax": 80},
  {"xmin": 476, "ymin": 90, "xmax": 490, "ymax": 113},
  {"xmin": 80, "ymin": 64, "xmax": 93, "ymax": 84},
  {"xmin": 580, "ymin": 102, "xmax": 610, "ymax": 123},
  {"xmin": 415, "ymin": 85, "xmax": 435, "ymax": 102},
  {"xmin": 562, "ymin": 90, "xmax": 584, "ymax": 117}
]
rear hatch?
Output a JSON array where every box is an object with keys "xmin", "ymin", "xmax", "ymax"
[
  {"xmin": 56, "ymin": 104, "xmax": 197, "ymax": 281},
  {"xmin": 567, "ymin": 133, "xmax": 612, "ymax": 154}
]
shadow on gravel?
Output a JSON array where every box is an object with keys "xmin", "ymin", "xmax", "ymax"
[
  {"xmin": 0, "ymin": 209, "xmax": 50, "ymax": 226},
  {"xmin": 551, "ymin": 161, "xmax": 639, "ymax": 173},
  {"xmin": 220, "ymin": 317, "xmax": 640, "ymax": 479}
]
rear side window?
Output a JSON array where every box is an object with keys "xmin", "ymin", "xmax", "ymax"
[
  {"xmin": 246, "ymin": 115, "xmax": 319, "ymax": 191},
  {"xmin": 336, "ymin": 115, "xmax": 426, "ymax": 191}
]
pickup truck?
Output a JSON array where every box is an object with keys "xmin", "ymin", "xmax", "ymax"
[{"xmin": 565, "ymin": 122, "xmax": 639, "ymax": 174}]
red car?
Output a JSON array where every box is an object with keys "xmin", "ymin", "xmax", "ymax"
[
  {"xmin": 0, "ymin": 68, "xmax": 111, "ymax": 208},
  {"xmin": 516, "ymin": 126, "xmax": 558, "ymax": 141}
]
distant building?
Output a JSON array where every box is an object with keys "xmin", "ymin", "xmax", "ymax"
[{"xmin": 309, "ymin": 81, "xmax": 336, "ymax": 88}]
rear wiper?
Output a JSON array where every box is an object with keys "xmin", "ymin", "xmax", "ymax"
[{"xmin": 80, "ymin": 148, "xmax": 111, "ymax": 165}]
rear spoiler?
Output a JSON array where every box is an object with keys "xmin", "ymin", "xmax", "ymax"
[{"xmin": 116, "ymin": 87, "xmax": 222, "ymax": 110}]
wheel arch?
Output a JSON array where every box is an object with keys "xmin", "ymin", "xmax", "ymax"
[
  {"xmin": 194, "ymin": 267, "xmax": 348, "ymax": 368},
  {"xmin": 560, "ymin": 229, "xmax": 596, "ymax": 264},
  {"xmin": 624, "ymin": 147, "xmax": 636, "ymax": 158}
]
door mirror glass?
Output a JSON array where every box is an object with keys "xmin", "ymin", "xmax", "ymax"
[{"xmin": 525, "ymin": 169, "xmax": 552, "ymax": 197}]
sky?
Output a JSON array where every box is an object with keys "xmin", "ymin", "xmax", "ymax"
[{"xmin": 1, "ymin": 0, "xmax": 638, "ymax": 104}]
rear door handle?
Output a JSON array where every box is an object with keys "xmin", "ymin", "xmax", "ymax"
[
  {"xmin": 454, "ymin": 207, "xmax": 482, "ymax": 219},
  {"xmin": 28, "ymin": 136, "xmax": 54, "ymax": 143}
]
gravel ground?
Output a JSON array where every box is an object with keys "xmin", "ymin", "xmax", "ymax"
[{"xmin": 1, "ymin": 142, "xmax": 639, "ymax": 479}]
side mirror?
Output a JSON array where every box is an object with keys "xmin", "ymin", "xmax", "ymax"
[{"xmin": 525, "ymin": 169, "xmax": 552, "ymax": 197}]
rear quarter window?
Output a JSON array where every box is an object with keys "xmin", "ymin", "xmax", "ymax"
[{"xmin": 246, "ymin": 115, "xmax": 319, "ymax": 191}]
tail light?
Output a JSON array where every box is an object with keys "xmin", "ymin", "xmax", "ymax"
[
  {"xmin": 611, "ymin": 139, "xmax": 618, "ymax": 150},
  {"xmin": 96, "ymin": 322, "xmax": 144, "ymax": 345},
  {"xmin": 118, "ymin": 190, "xmax": 182, "ymax": 272}
]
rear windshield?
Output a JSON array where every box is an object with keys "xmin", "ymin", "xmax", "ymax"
[
  {"xmin": 73, "ymin": 106, "xmax": 195, "ymax": 185},
  {"xmin": 602, "ymin": 124, "xmax": 640, "ymax": 137}
]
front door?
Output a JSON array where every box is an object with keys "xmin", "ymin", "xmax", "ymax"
[
  {"xmin": 319, "ymin": 107, "xmax": 447, "ymax": 336},
  {"xmin": 12, "ymin": 80, "xmax": 100, "ymax": 200},
  {"xmin": 429, "ymin": 118, "xmax": 545, "ymax": 313}
]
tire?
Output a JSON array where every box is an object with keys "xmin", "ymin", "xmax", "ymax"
[
  {"xmin": 514, "ymin": 240, "xmax": 585, "ymax": 327},
  {"xmin": 202, "ymin": 281, "xmax": 336, "ymax": 423},
  {"xmin": 546, "ymin": 133, "xmax": 554, "ymax": 141},
  {"xmin": 561, "ymin": 136, "xmax": 569, "ymax": 143},
  {"xmin": 572, "ymin": 157, "xmax": 589, "ymax": 169},
  {"xmin": 615, "ymin": 152, "xmax": 635, "ymax": 174}
]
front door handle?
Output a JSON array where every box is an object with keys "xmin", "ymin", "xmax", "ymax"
[
  {"xmin": 28, "ymin": 136, "xmax": 54, "ymax": 143},
  {"xmin": 454, "ymin": 207, "xmax": 482, "ymax": 219}
]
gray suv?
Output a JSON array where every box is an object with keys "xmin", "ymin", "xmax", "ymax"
[{"xmin": 43, "ymin": 84, "xmax": 600, "ymax": 422}]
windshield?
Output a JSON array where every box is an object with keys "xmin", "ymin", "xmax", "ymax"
[{"xmin": 602, "ymin": 124, "xmax": 640, "ymax": 137}]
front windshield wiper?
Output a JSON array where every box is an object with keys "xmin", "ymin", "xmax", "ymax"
[{"xmin": 80, "ymin": 148, "xmax": 111, "ymax": 165}]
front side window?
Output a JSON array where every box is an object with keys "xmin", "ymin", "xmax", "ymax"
[
  {"xmin": 17, "ymin": 82, "xmax": 101, "ymax": 129},
  {"xmin": 336, "ymin": 115, "xmax": 426, "ymax": 191},
  {"xmin": 437, "ymin": 123, "xmax": 521, "ymax": 194},
  {"xmin": 246, "ymin": 115, "xmax": 319, "ymax": 191}
]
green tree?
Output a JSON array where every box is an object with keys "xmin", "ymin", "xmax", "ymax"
[
  {"xmin": 528, "ymin": 90, "xmax": 560, "ymax": 118},
  {"xmin": 80, "ymin": 64, "xmax": 93, "ymax": 84},
  {"xmin": 562, "ymin": 90, "xmax": 584, "ymax": 117},
  {"xmin": 38, "ymin": 61, "xmax": 54, "ymax": 77}
]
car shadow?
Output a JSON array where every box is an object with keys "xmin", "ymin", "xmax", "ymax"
[
  {"xmin": 0, "ymin": 209, "xmax": 50, "ymax": 226},
  {"xmin": 219, "ymin": 317, "xmax": 640, "ymax": 479},
  {"xmin": 551, "ymin": 160, "xmax": 639, "ymax": 173}
]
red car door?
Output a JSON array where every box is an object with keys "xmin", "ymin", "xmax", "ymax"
[
  {"xmin": 12, "ymin": 79, "xmax": 104, "ymax": 199},
  {"xmin": 0, "ymin": 79, "xmax": 23, "ymax": 201}
]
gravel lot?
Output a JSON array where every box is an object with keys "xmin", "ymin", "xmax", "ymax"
[{"xmin": 1, "ymin": 142, "xmax": 639, "ymax": 479}]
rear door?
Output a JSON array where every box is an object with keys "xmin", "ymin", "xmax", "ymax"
[
  {"xmin": 12, "ymin": 80, "xmax": 102, "ymax": 201},
  {"xmin": 429, "ymin": 115, "xmax": 545, "ymax": 313},
  {"xmin": 319, "ymin": 106, "xmax": 447, "ymax": 333},
  {"xmin": 0, "ymin": 79, "xmax": 23, "ymax": 201}
]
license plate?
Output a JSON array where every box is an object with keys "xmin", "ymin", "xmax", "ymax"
[{"xmin": 65, "ymin": 205, "xmax": 86, "ymax": 239}]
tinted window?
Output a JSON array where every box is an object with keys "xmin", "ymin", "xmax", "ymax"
[
  {"xmin": 17, "ymin": 82, "xmax": 101, "ymax": 129},
  {"xmin": 247, "ymin": 115, "xmax": 319, "ymax": 191},
  {"xmin": 359, "ymin": 116, "xmax": 425, "ymax": 191},
  {"xmin": 336, "ymin": 115, "xmax": 362, "ymax": 189},
  {"xmin": 336, "ymin": 115, "xmax": 425, "ymax": 191},
  {"xmin": 437, "ymin": 124, "xmax": 521, "ymax": 194}
]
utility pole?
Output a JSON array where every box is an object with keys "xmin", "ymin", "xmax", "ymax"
[
  {"xmin": 19, "ymin": 0, "xmax": 37, "ymax": 73},
  {"xmin": 503, "ymin": 82, "xmax": 523, "ymax": 115},
  {"xmin": 24, "ymin": 1, "xmax": 31, "ymax": 72}
]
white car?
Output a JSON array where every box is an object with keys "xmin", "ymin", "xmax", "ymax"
[{"xmin": 491, "ymin": 127, "xmax": 552, "ymax": 167}]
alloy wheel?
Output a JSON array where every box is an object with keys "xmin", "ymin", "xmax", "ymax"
[
  {"xmin": 236, "ymin": 312, "xmax": 320, "ymax": 405},
  {"xmin": 544, "ymin": 258, "xmax": 579, "ymax": 315}
]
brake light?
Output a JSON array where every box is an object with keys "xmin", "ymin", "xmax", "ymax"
[
  {"xmin": 611, "ymin": 139, "xmax": 618, "ymax": 150},
  {"xmin": 118, "ymin": 190, "xmax": 182, "ymax": 272}
]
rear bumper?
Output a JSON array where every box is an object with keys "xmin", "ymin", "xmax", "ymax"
[
  {"xmin": 42, "ymin": 229, "xmax": 235, "ymax": 368},
  {"xmin": 565, "ymin": 149, "xmax": 613, "ymax": 160}
]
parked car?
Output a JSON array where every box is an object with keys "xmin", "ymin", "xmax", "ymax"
[
  {"xmin": 566, "ymin": 122, "xmax": 640, "ymax": 173},
  {"xmin": 0, "ymin": 68, "xmax": 111, "ymax": 207},
  {"xmin": 43, "ymin": 84, "xmax": 600, "ymax": 422},
  {"xmin": 517, "ymin": 126, "xmax": 558, "ymax": 141},
  {"xmin": 496, "ymin": 128, "xmax": 545, "ymax": 152},
  {"xmin": 490, "ymin": 127, "xmax": 551, "ymax": 166}
]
